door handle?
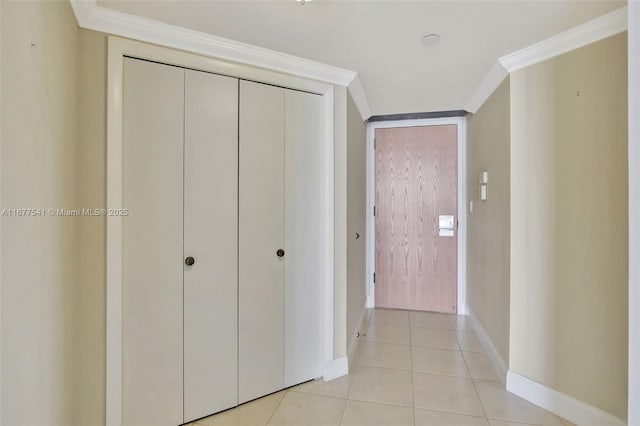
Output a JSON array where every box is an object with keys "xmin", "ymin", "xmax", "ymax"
[
  {"xmin": 276, "ymin": 249, "xmax": 285, "ymax": 258},
  {"xmin": 438, "ymin": 215, "xmax": 455, "ymax": 237},
  {"xmin": 185, "ymin": 256, "xmax": 195, "ymax": 266}
]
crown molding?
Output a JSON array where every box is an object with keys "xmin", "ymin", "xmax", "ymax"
[
  {"xmin": 347, "ymin": 75, "xmax": 372, "ymax": 121},
  {"xmin": 499, "ymin": 6, "xmax": 628, "ymax": 72},
  {"xmin": 466, "ymin": 6, "xmax": 627, "ymax": 113},
  {"xmin": 69, "ymin": 0, "xmax": 358, "ymax": 88},
  {"xmin": 465, "ymin": 61, "xmax": 508, "ymax": 114}
]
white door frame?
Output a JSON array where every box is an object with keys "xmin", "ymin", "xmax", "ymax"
[
  {"xmin": 365, "ymin": 117, "xmax": 467, "ymax": 314},
  {"xmin": 106, "ymin": 36, "xmax": 335, "ymax": 426}
]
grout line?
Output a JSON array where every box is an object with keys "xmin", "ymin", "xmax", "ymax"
[
  {"xmin": 337, "ymin": 396, "xmax": 349, "ymax": 426},
  {"xmin": 462, "ymin": 349, "xmax": 490, "ymax": 421},
  {"xmin": 264, "ymin": 391, "xmax": 286, "ymax": 426},
  {"xmin": 346, "ymin": 397, "xmax": 413, "ymax": 409}
]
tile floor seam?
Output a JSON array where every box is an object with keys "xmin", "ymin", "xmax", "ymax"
[
  {"xmin": 336, "ymin": 396, "xmax": 349, "ymax": 426},
  {"xmin": 263, "ymin": 390, "xmax": 286, "ymax": 426},
  {"xmin": 346, "ymin": 396, "xmax": 414, "ymax": 409},
  {"xmin": 354, "ymin": 363, "xmax": 413, "ymax": 373},
  {"xmin": 462, "ymin": 346, "xmax": 491, "ymax": 422}
]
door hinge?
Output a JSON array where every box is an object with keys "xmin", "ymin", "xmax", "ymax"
[
  {"xmin": 374, "ymin": 138, "xmax": 376, "ymax": 149},
  {"xmin": 373, "ymin": 272, "xmax": 376, "ymax": 283},
  {"xmin": 373, "ymin": 205, "xmax": 376, "ymax": 216}
]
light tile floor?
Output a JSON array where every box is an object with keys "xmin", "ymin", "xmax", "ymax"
[{"xmin": 189, "ymin": 309, "xmax": 573, "ymax": 426}]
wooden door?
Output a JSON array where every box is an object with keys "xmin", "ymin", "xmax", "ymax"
[
  {"xmin": 183, "ymin": 69, "xmax": 239, "ymax": 421},
  {"xmin": 238, "ymin": 80, "xmax": 285, "ymax": 403},
  {"xmin": 375, "ymin": 125, "xmax": 458, "ymax": 313},
  {"xmin": 122, "ymin": 58, "xmax": 184, "ymax": 426}
]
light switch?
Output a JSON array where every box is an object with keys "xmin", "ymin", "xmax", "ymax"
[{"xmin": 480, "ymin": 184, "xmax": 487, "ymax": 201}]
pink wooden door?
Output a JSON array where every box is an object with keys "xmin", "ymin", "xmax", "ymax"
[{"xmin": 375, "ymin": 125, "xmax": 457, "ymax": 313}]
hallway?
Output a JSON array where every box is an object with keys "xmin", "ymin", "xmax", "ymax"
[{"xmin": 190, "ymin": 309, "xmax": 571, "ymax": 426}]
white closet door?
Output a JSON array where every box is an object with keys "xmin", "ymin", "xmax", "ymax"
[
  {"xmin": 184, "ymin": 70, "xmax": 239, "ymax": 421},
  {"xmin": 122, "ymin": 58, "xmax": 184, "ymax": 426},
  {"xmin": 238, "ymin": 80, "xmax": 285, "ymax": 403},
  {"xmin": 284, "ymin": 89, "xmax": 326, "ymax": 386}
]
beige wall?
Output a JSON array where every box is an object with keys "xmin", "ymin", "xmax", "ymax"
[
  {"xmin": 466, "ymin": 77, "xmax": 511, "ymax": 365},
  {"xmin": 2, "ymin": 1, "xmax": 78, "ymax": 424},
  {"xmin": 74, "ymin": 28, "xmax": 108, "ymax": 426},
  {"xmin": 346, "ymin": 93, "xmax": 367, "ymax": 352},
  {"xmin": 510, "ymin": 33, "xmax": 628, "ymax": 419}
]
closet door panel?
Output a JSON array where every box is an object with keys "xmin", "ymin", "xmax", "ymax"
[
  {"xmin": 238, "ymin": 80, "xmax": 285, "ymax": 403},
  {"xmin": 122, "ymin": 58, "xmax": 184, "ymax": 426},
  {"xmin": 184, "ymin": 70, "xmax": 239, "ymax": 421},
  {"xmin": 284, "ymin": 90, "xmax": 325, "ymax": 386}
]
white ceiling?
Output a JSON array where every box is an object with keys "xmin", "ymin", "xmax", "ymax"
[{"xmin": 98, "ymin": 0, "xmax": 623, "ymax": 116}]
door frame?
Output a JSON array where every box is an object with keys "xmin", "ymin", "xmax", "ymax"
[
  {"xmin": 106, "ymin": 36, "xmax": 336, "ymax": 426},
  {"xmin": 365, "ymin": 117, "xmax": 467, "ymax": 314}
]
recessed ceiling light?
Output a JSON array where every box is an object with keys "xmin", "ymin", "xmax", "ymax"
[
  {"xmin": 422, "ymin": 34, "xmax": 441, "ymax": 43},
  {"xmin": 296, "ymin": 0, "xmax": 312, "ymax": 5}
]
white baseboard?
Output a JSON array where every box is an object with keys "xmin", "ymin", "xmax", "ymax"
[
  {"xmin": 347, "ymin": 304, "xmax": 368, "ymax": 363},
  {"xmin": 506, "ymin": 371, "xmax": 626, "ymax": 426},
  {"xmin": 465, "ymin": 306, "xmax": 508, "ymax": 384},
  {"xmin": 323, "ymin": 356, "xmax": 348, "ymax": 381}
]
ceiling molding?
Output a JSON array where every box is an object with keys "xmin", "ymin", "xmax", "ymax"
[
  {"xmin": 466, "ymin": 5, "xmax": 627, "ymax": 114},
  {"xmin": 347, "ymin": 76, "xmax": 372, "ymax": 121},
  {"xmin": 69, "ymin": 0, "xmax": 359, "ymax": 88},
  {"xmin": 464, "ymin": 62, "xmax": 508, "ymax": 114},
  {"xmin": 499, "ymin": 5, "xmax": 628, "ymax": 72}
]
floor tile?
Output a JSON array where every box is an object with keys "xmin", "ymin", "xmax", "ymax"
[
  {"xmin": 448, "ymin": 314, "xmax": 473, "ymax": 331},
  {"xmin": 354, "ymin": 341, "xmax": 412, "ymax": 370},
  {"xmin": 411, "ymin": 328, "xmax": 460, "ymax": 350},
  {"xmin": 340, "ymin": 400, "xmax": 414, "ymax": 426},
  {"xmin": 415, "ymin": 408, "xmax": 490, "ymax": 426},
  {"xmin": 289, "ymin": 375, "xmax": 351, "ymax": 399},
  {"xmin": 365, "ymin": 323, "xmax": 411, "ymax": 345},
  {"xmin": 198, "ymin": 391, "xmax": 284, "ymax": 426},
  {"xmin": 411, "ymin": 346, "xmax": 470, "ymax": 377},
  {"xmin": 370, "ymin": 309, "xmax": 410, "ymax": 326},
  {"xmin": 463, "ymin": 351, "xmax": 499, "ymax": 381},
  {"xmin": 488, "ymin": 420, "xmax": 535, "ymax": 426},
  {"xmin": 413, "ymin": 372, "xmax": 485, "ymax": 417},
  {"xmin": 455, "ymin": 331, "xmax": 484, "ymax": 352},
  {"xmin": 410, "ymin": 311, "xmax": 452, "ymax": 330},
  {"xmin": 348, "ymin": 366, "xmax": 413, "ymax": 407},
  {"xmin": 266, "ymin": 392, "xmax": 346, "ymax": 426},
  {"xmin": 474, "ymin": 380, "xmax": 563, "ymax": 426}
]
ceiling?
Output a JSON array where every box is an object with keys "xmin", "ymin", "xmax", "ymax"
[{"xmin": 97, "ymin": 0, "xmax": 623, "ymax": 116}]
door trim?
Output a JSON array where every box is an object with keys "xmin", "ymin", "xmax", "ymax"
[
  {"xmin": 107, "ymin": 36, "xmax": 336, "ymax": 426},
  {"xmin": 365, "ymin": 117, "xmax": 467, "ymax": 314}
]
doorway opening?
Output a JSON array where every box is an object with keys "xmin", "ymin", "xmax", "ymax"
[{"xmin": 366, "ymin": 117, "xmax": 467, "ymax": 314}]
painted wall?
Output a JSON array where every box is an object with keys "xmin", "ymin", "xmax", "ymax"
[
  {"xmin": 466, "ymin": 77, "xmax": 510, "ymax": 366},
  {"xmin": 510, "ymin": 33, "xmax": 628, "ymax": 419},
  {"xmin": 628, "ymin": 3, "xmax": 640, "ymax": 424},
  {"xmin": 346, "ymin": 92, "xmax": 367, "ymax": 355},
  {"xmin": 1, "ymin": 1, "xmax": 79, "ymax": 424},
  {"xmin": 74, "ymin": 28, "xmax": 108, "ymax": 426}
]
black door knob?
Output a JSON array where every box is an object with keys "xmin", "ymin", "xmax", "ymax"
[
  {"xmin": 276, "ymin": 249, "xmax": 285, "ymax": 258},
  {"xmin": 185, "ymin": 256, "xmax": 195, "ymax": 266}
]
